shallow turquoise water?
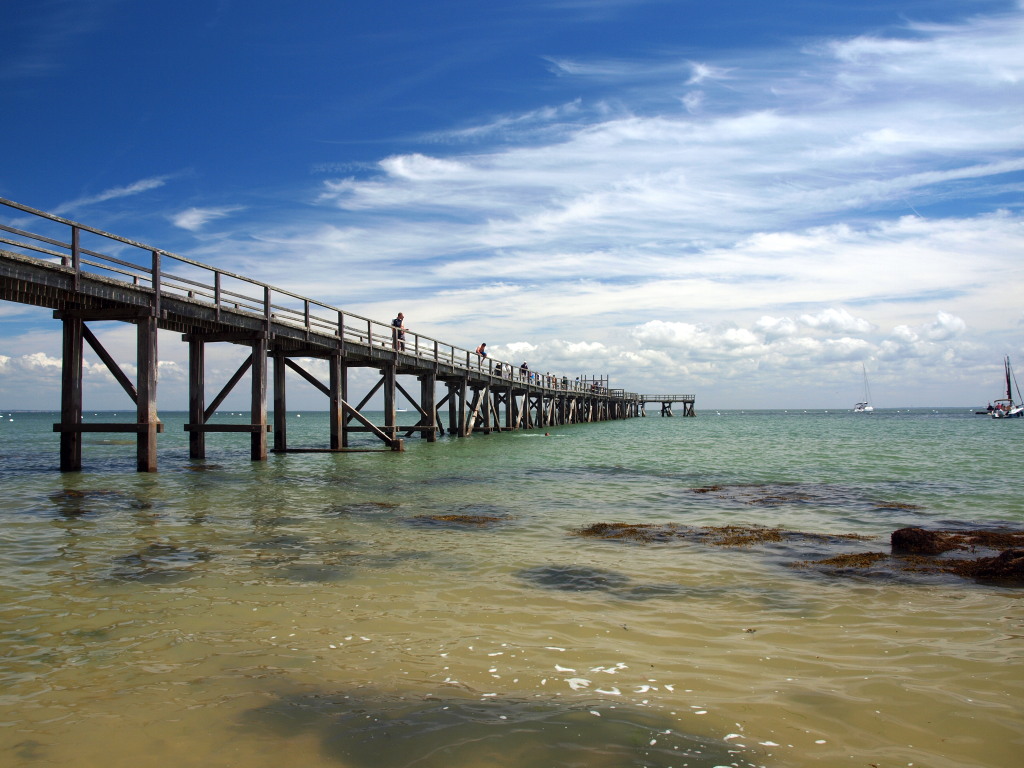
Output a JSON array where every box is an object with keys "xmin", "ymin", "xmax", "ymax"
[{"xmin": 0, "ymin": 409, "xmax": 1021, "ymax": 768}]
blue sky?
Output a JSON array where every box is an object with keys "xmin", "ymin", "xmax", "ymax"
[{"xmin": 1, "ymin": 0, "xmax": 1022, "ymax": 410}]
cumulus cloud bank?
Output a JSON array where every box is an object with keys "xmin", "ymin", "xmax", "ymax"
[{"xmin": 5, "ymin": 6, "xmax": 1022, "ymax": 408}]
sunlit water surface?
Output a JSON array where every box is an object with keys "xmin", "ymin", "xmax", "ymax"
[{"xmin": 1, "ymin": 409, "xmax": 1022, "ymax": 768}]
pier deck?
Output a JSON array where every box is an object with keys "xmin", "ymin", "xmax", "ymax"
[{"xmin": 0, "ymin": 197, "xmax": 693, "ymax": 471}]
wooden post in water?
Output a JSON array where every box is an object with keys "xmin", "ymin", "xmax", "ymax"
[
  {"xmin": 329, "ymin": 353, "xmax": 345, "ymax": 449},
  {"xmin": 383, "ymin": 363, "xmax": 396, "ymax": 440},
  {"xmin": 445, "ymin": 381, "xmax": 458, "ymax": 435},
  {"xmin": 273, "ymin": 351, "xmax": 287, "ymax": 452},
  {"xmin": 502, "ymin": 384, "xmax": 513, "ymax": 430},
  {"xmin": 457, "ymin": 378, "xmax": 468, "ymax": 436},
  {"xmin": 419, "ymin": 373, "xmax": 437, "ymax": 442},
  {"xmin": 188, "ymin": 338, "xmax": 205, "ymax": 458},
  {"xmin": 59, "ymin": 314, "xmax": 83, "ymax": 472},
  {"xmin": 465, "ymin": 387, "xmax": 481, "ymax": 436},
  {"xmin": 250, "ymin": 336, "xmax": 268, "ymax": 460},
  {"xmin": 479, "ymin": 383, "xmax": 492, "ymax": 434},
  {"xmin": 136, "ymin": 314, "xmax": 159, "ymax": 472}
]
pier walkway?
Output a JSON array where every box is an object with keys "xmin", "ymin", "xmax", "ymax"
[{"xmin": 0, "ymin": 198, "xmax": 694, "ymax": 472}]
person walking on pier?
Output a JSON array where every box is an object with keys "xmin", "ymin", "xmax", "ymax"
[{"xmin": 392, "ymin": 312, "xmax": 405, "ymax": 351}]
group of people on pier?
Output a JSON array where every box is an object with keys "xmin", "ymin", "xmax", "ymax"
[{"xmin": 391, "ymin": 311, "xmax": 609, "ymax": 394}]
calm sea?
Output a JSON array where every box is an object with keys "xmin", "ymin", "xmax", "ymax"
[{"xmin": 1, "ymin": 408, "xmax": 1021, "ymax": 768}]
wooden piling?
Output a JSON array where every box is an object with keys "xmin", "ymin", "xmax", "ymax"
[{"xmin": 59, "ymin": 314, "xmax": 83, "ymax": 472}]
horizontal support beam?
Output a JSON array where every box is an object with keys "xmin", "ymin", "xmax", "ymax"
[
  {"xmin": 183, "ymin": 424, "xmax": 273, "ymax": 433},
  {"xmin": 182, "ymin": 331, "xmax": 268, "ymax": 343},
  {"xmin": 55, "ymin": 307, "xmax": 159, "ymax": 321},
  {"xmin": 271, "ymin": 447, "xmax": 394, "ymax": 453},
  {"xmin": 53, "ymin": 422, "xmax": 165, "ymax": 433}
]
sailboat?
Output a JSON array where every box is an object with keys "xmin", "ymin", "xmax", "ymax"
[
  {"xmin": 853, "ymin": 364, "xmax": 874, "ymax": 413},
  {"xmin": 990, "ymin": 356, "xmax": 1023, "ymax": 419}
]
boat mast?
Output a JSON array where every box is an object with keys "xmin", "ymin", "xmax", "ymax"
[{"xmin": 1007, "ymin": 356, "xmax": 1022, "ymax": 406}]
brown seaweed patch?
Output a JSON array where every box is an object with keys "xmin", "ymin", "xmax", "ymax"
[
  {"xmin": 697, "ymin": 526, "xmax": 870, "ymax": 546},
  {"xmin": 573, "ymin": 522, "xmax": 679, "ymax": 543},
  {"xmin": 690, "ymin": 485, "xmax": 722, "ymax": 494},
  {"xmin": 745, "ymin": 495, "xmax": 803, "ymax": 507},
  {"xmin": 430, "ymin": 514, "xmax": 503, "ymax": 525},
  {"xmin": 791, "ymin": 552, "xmax": 890, "ymax": 569},
  {"xmin": 706, "ymin": 526, "xmax": 785, "ymax": 546},
  {"xmin": 574, "ymin": 523, "xmax": 871, "ymax": 548},
  {"xmin": 873, "ymin": 501, "xmax": 924, "ymax": 511},
  {"xmin": 965, "ymin": 531, "xmax": 1024, "ymax": 549}
]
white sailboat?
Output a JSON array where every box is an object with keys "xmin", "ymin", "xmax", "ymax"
[
  {"xmin": 853, "ymin": 364, "xmax": 874, "ymax": 413},
  {"xmin": 990, "ymin": 356, "xmax": 1022, "ymax": 419}
]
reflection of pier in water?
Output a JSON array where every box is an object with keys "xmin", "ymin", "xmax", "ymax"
[{"xmin": 0, "ymin": 197, "xmax": 695, "ymax": 472}]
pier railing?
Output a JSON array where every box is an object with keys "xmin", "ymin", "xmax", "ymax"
[{"xmin": 0, "ymin": 197, "xmax": 632, "ymax": 397}]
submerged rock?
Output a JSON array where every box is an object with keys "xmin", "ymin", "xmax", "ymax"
[
  {"xmin": 108, "ymin": 542, "xmax": 213, "ymax": 583},
  {"xmin": 949, "ymin": 549, "xmax": 1024, "ymax": 583},
  {"xmin": 517, "ymin": 564, "xmax": 632, "ymax": 592},
  {"xmin": 891, "ymin": 527, "xmax": 1024, "ymax": 555},
  {"xmin": 406, "ymin": 513, "xmax": 509, "ymax": 528},
  {"xmin": 574, "ymin": 522, "xmax": 869, "ymax": 548},
  {"xmin": 891, "ymin": 527, "xmax": 960, "ymax": 555},
  {"xmin": 796, "ymin": 528, "xmax": 1024, "ymax": 586},
  {"xmin": 516, "ymin": 564, "xmax": 681, "ymax": 600},
  {"xmin": 576, "ymin": 520, "xmax": 1024, "ymax": 587},
  {"xmin": 238, "ymin": 686, "xmax": 741, "ymax": 768}
]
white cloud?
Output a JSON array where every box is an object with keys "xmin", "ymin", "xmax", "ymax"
[
  {"xmin": 799, "ymin": 308, "xmax": 873, "ymax": 334},
  {"xmin": 686, "ymin": 62, "xmax": 729, "ymax": 86},
  {"xmin": 54, "ymin": 176, "xmax": 170, "ymax": 216},
  {"xmin": 171, "ymin": 206, "xmax": 243, "ymax": 231},
  {"xmin": 755, "ymin": 316, "xmax": 798, "ymax": 341},
  {"xmin": 680, "ymin": 91, "xmax": 704, "ymax": 113},
  {"xmin": 922, "ymin": 311, "xmax": 967, "ymax": 341},
  {"xmin": 19, "ymin": 351, "xmax": 62, "ymax": 371},
  {"xmin": 499, "ymin": 341, "xmax": 538, "ymax": 360},
  {"xmin": 631, "ymin": 321, "xmax": 708, "ymax": 349},
  {"xmin": 379, "ymin": 154, "xmax": 469, "ymax": 181}
]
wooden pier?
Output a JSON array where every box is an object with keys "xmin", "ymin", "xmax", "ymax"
[
  {"xmin": 0, "ymin": 198, "xmax": 694, "ymax": 471},
  {"xmin": 641, "ymin": 395, "xmax": 696, "ymax": 417}
]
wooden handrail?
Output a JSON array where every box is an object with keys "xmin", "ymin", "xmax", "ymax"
[{"xmin": 0, "ymin": 196, "xmax": 641, "ymax": 395}]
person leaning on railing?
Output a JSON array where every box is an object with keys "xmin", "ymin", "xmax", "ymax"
[{"xmin": 392, "ymin": 312, "xmax": 405, "ymax": 351}]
